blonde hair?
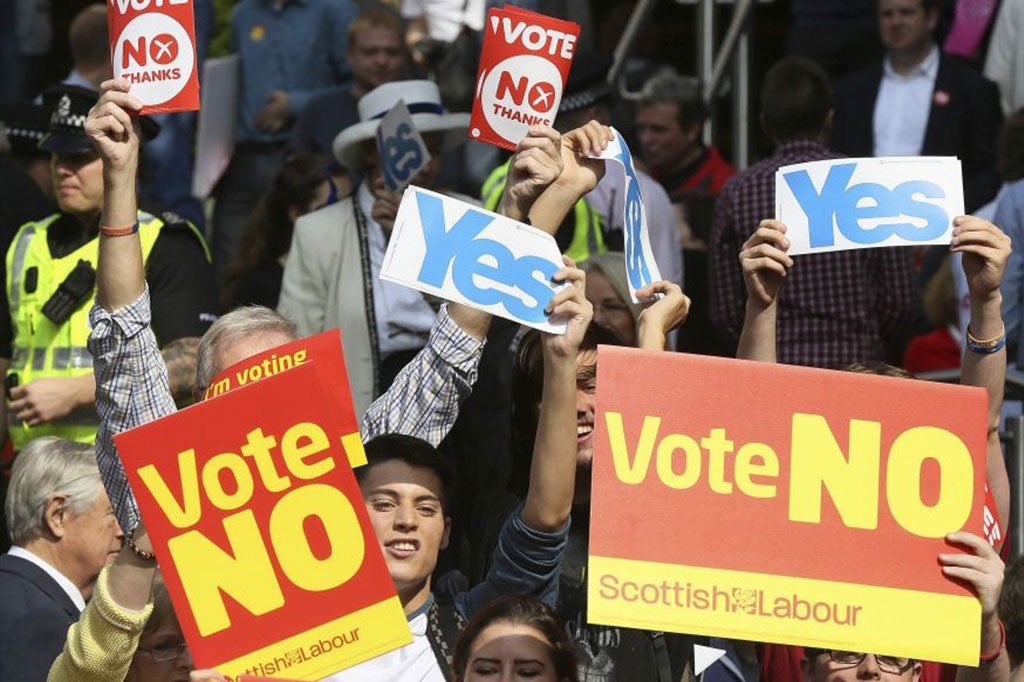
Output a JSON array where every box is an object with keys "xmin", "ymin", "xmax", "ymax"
[{"xmin": 582, "ymin": 252, "xmax": 642, "ymax": 325}]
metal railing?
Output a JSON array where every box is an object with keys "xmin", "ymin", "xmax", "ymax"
[{"xmin": 608, "ymin": 0, "xmax": 760, "ymax": 169}]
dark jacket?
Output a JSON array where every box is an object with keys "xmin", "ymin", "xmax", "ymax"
[
  {"xmin": 831, "ymin": 51, "xmax": 1004, "ymax": 212},
  {"xmin": 0, "ymin": 552, "xmax": 80, "ymax": 681}
]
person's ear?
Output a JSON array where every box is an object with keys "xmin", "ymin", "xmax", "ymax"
[
  {"xmin": 910, "ymin": 662, "xmax": 923, "ymax": 682},
  {"xmin": 441, "ymin": 516, "xmax": 452, "ymax": 551},
  {"xmin": 685, "ymin": 121, "xmax": 702, "ymax": 144},
  {"xmin": 44, "ymin": 495, "xmax": 68, "ymax": 538}
]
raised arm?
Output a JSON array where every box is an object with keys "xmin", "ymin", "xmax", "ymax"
[
  {"xmin": 635, "ymin": 280, "xmax": 690, "ymax": 350},
  {"xmin": 736, "ymin": 220, "xmax": 793, "ymax": 363},
  {"xmin": 954, "ymin": 216, "xmax": 1012, "ymax": 530},
  {"xmin": 944, "ymin": 532, "xmax": 1010, "ymax": 682},
  {"xmin": 85, "ymin": 78, "xmax": 177, "ymax": 533},
  {"xmin": 87, "ymin": 80, "xmax": 145, "ymax": 311},
  {"xmin": 528, "ymin": 121, "xmax": 610, "ymax": 234},
  {"xmin": 361, "ymin": 126, "xmax": 580, "ymax": 444},
  {"xmin": 521, "ymin": 261, "xmax": 592, "ymax": 532}
]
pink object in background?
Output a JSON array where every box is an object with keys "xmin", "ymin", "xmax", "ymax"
[{"xmin": 944, "ymin": 0, "xmax": 999, "ymax": 58}]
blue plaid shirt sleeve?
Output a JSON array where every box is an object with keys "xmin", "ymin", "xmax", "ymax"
[
  {"xmin": 360, "ymin": 304, "xmax": 485, "ymax": 446},
  {"xmin": 88, "ymin": 288, "xmax": 177, "ymax": 534}
]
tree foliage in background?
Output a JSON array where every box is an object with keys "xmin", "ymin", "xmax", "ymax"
[{"xmin": 209, "ymin": 0, "xmax": 235, "ymax": 58}]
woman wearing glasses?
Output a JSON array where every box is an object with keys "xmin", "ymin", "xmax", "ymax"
[{"xmin": 46, "ymin": 524, "xmax": 225, "ymax": 682}]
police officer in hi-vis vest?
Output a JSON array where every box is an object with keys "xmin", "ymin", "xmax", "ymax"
[{"xmin": 0, "ymin": 84, "xmax": 218, "ymax": 452}]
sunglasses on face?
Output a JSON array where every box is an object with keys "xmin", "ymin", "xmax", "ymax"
[{"xmin": 53, "ymin": 149, "xmax": 100, "ymax": 168}]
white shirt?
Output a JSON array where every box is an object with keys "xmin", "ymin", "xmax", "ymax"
[
  {"xmin": 7, "ymin": 546, "xmax": 86, "ymax": 613},
  {"xmin": 359, "ymin": 183, "xmax": 438, "ymax": 360},
  {"xmin": 873, "ymin": 44, "xmax": 940, "ymax": 157},
  {"xmin": 320, "ymin": 606, "xmax": 444, "ymax": 681},
  {"xmin": 401, "ymin": 0, "xmax": 485, "ymax": 42}
]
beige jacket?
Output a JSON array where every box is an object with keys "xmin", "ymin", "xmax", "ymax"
[{"xmin": 279, "ymin": 197, "xmax": 379, "ymax": 417}]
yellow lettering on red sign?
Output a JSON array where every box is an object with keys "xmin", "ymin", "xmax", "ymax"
[{"xmin": 605, "ymin": 410, "xmax": 974, "ymax": 539}]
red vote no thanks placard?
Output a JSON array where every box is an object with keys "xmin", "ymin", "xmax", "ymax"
[
  {"xmin": 588, "ymin": 348, "xmax": 988, "ymax": 665},
  {"xmin": 107, "ymin": 0, "xmax": 200, "ymax": 113},
  {"xmin": 470, "ymin": 5, "xmax": 579, "ymax": 150},
  {"xmin": 115, "ymin": 362, "xmax": 409, "ymax": 679}
]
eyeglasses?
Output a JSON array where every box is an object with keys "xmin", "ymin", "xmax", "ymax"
[
  {"xmin": 137, "ymin": 640, "xmax": 188, "ymax": 663},
  {"xmin": 823, "ymin": 651, "xmax": 915, "ymax": 674}
]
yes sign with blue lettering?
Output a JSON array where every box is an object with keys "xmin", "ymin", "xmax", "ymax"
[
  {"xmin": 775, "ymin": 157, "xmax": 964, "ymax": 255},
  {"xmin": 593, "ymin": 128, "xmax": 663, "ymax": 301},
  {"xmin": 376, "ymin": 99, "xmax": 431, "ymax": 192},
  {"xmin": 380, "ymin": 186, "xmax": 568, "ymax": 334}
]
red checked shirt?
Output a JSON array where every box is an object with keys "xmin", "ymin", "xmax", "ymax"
[{"xmin": 709, "ymin": 140, "xmax": 918, "ymax": 367}]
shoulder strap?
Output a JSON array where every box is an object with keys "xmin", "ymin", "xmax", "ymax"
[
  {"xmin": 650, "ymin": 631, "xmax": 674, "ymax": 682},
  {"xmin": 426, "ymin": 601, "xmax": 468, "ymax": 681},
  {"xmin": 352, "ymin": 198, "xmax": 380, "ymax": 396}
]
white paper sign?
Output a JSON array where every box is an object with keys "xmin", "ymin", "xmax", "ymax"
[
  {"xmin": 593, "ymin": 127, "xmax": 663, "ymax": 301},
  {"xmin": 775, "ymin": 156, "xmax": 965, "ymax": 255},
  {"xmin": 192, "ymin": 55, "xmax": 239, "ymax": 199},
  {"xmin": 375, "ymin": 99, "xmax": 431, "ymax": 192},
  {"xmin": 381, "ymin": 186, "xmax": 567, "ymax": 334}
]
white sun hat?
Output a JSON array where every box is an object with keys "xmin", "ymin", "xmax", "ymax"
[{"xmin": 331, "ymin": 80, "xmax": 471, "ymax": 171}]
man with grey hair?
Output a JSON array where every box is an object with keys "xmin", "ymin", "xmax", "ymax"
[
  {"xmin": 0, "ymin": 436, "xmax": 122, "ymax": 681},
  {"xmin": 635, "ymin": 70, "xmax": 735, "ymax": 206}
]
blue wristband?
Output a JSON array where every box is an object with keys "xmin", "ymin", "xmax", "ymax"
[{"xmin": 966, "ymin": 332, "xmax": 1007, "ymax": 355}]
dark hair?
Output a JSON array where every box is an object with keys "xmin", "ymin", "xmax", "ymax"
[
  {"xmin": 840, "ymin": 361, "xmax": 913, "ymax": 379},
  {"xmin": 221, "ymin": 152, "xmax": 328, "ymax": 309},
  {"xmin": 453, "ymin": 596, "xmax": 580, "ymax": 681},
  {"xmin": 348, "ymin": 6, "xmax": 403, "ymax": 46},
  {"xmin": 357, "ymin": 434, "xmax": 456, "ymax": 515},
  {"xmin": 1001, "ymin": 553, "xmax": 1024, "ymax": 665},
  {"xmin": 760, "ymin": 56, "xmax": 834, "ymax": 143},
  {"xmin": 998, "ymin": 109, "xmax": 1024, "ymax": 183},
  {"xmin": 507, "ymin": 322, "xmax": 627, "ymax": 497},
  {"xmin": 69, "ymin": 5, "xmax": 110, "ymax": 71}
]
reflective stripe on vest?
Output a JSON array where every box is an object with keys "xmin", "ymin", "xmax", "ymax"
[
  {"xmin": 5, "ymin": 212, "xmax": 166, "ymax": 450},
  {"xmin": 7, "ymin": 223, "xmax": 40, "ymax": 314}
]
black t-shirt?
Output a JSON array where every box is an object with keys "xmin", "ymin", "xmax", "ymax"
[
  {"xmin": 0, "ymin": 211, "xmax": 218, "ymax": 357},
  {"xmin": 560, "ymin": 526, "xmax": 694, "ymax": 682}
]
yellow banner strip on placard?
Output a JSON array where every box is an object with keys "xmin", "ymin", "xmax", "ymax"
[
  {"xmin": 213, "ymin": 596, "xmax": 411, "ymax": 680},
  {"xmin": 587, "ymin": 556, "xmax": 979, "ymax": 665}
]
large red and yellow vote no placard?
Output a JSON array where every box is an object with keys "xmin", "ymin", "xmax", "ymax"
[
  {"xmin": 115, "ymin": 362, "xmax": 410, "ymax": 679},
  {"xmin": 589, "ymin": 348, "xmax": 988, "ymax": 665}
]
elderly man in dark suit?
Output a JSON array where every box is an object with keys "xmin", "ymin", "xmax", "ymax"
[
  {"xmin": 0, "ymin": 437, "xmax": 123, "ymax": 681},
  {"xmin": 831, "ymin": 0, "xmax": 1003, "ymax": 212}
]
